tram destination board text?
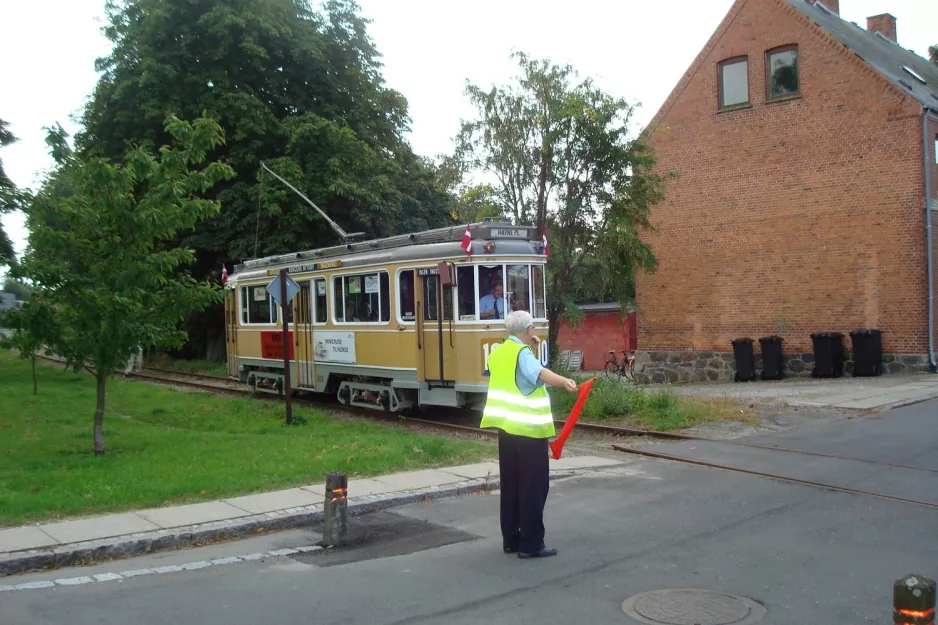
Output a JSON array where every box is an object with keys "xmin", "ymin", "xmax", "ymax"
[{"xmin": 261, "ymin": 331, "xmax": 296, "ymax": 360}]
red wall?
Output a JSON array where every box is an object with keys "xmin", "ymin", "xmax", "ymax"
[{"xmin": 556, "ymin": 312, "xmax": 636, "ymax": 371}]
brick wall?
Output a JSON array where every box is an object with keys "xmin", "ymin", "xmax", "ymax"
[
  {"xmin": 556, "ymin": 312, "xmax": 635, "ymax": 371},
  {"xmin": 637, "ymin": 0, "xmax": 929, "ymax": 356}
]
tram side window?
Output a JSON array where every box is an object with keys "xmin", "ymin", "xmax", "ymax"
[
  {"xmin": 456, "ymin": 266, "xmax": 477, "ymax": 320},
  {"xmin": 507, "ymin": 264, "xmax": 531, "ymax": 314},
  {"xmin": 531, "ymin": 264, "xmax": 547, "ymax": 319},
  {"xmin": 333, "ymin": 272, "xmax": 387, "ymax": 323},
  {"xmin": 399, "ymin": 271, "xmax": 416, "ymax": 322},
  {"xmin": 240, "ymin": 285, "xmax": 277, "ymax": 324},
  {"xmin": 313, "ymin": 278, "xmax": 327, "ymax": 324},
  {"xmin": 478, "ymin": 265, "xmax": 506, "ymax": 320}
]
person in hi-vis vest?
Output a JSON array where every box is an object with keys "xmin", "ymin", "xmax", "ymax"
[{"xmin": 480, "ymin": 310, "xmax": 577, "ymax": 559}]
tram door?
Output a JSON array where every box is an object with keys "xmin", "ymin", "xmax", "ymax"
[
  {"xmin": 224, "ymin": 288, "xmax": 239, "ymax": 378},
  {"xmin": 292, "ymin": 281, "xmax": 315, "ymax": 388},
  {"xmin": 417, "ymin": 266, "xmax": 457, "ymax": 385}
]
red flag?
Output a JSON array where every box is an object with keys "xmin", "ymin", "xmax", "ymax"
[
  {"xmin": 549, "ymin": 378, "xmax": 595, "ymax": 460},
  {"xmin": 460, "ymin": 224, "xmax": 472, "ymax": 256},
  {"xmin": 221, "ymin": 264, "xmax": 228, "ymax": 286},
  {"xmin": 542, "ymin": 230, "xmax": 550, "ymax": 258}
]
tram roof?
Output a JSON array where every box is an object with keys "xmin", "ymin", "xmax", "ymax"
[{"xmin": 232, "ymin": 221, "xmax": 544, "ymax": 276}]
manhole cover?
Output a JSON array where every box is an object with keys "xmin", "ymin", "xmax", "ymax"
[{"xmin": 621, "ymin": 589, "xmax": 766, "ymax": 625}]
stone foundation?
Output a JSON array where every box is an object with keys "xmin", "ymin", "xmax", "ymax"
[{"xmin": 633, "ymin": 350, "xmax": 934, "ymax": 385}]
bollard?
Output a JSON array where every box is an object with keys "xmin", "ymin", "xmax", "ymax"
[
  {"xmin": 322, "ymin": 471, "xmax": 348, "ymax": 548},
  {"xmin": 894, "ymin": 574, "xmax": 936, "ymax": 625}
]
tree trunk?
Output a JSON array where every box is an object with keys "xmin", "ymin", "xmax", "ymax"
[
  {"xmin": 31, "ymin": 355, "xmax": 38, "ymax": 395},
  {"xmin": 94, "ymin": 371, "xmax": 107, "ymax": 455}
]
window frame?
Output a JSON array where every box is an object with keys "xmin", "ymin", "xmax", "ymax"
[
  {"xmin": 331, "ymin": 270, "xmax": 390, "ymax": 325},
  {"xmin": 239, "ymin": 284, "xmax": 279, "ymax": 326},
  {"xmin": 476, "ymin": 262, "xmax": 548, "ymax": 322},
  {"xmin": 765, "ymin": 45, "xmax": 800, "ymax": 101},
  {"xmin": 312, "ymin": 277, "xmax": 328, "ymax": 325},
  {"xmin": 718, "ymin": 56, "xmax": 750, "ymax": 110}
]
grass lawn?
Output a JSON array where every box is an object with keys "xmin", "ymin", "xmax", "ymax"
[
  {"xmin": 0, "ymin": 351, "xmax": 494, "ymax": 528},
  {"xmin": 549, "ymin": 375, "xmax": 752, "ymax": 431}
]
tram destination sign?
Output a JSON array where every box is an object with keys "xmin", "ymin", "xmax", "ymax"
[{"xmin": 484, "ymin": 226, "xmax": 531, "ymax": 240}]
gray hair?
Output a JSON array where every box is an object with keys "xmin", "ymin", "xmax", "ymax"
[{"xmin": 505, "ymin": 310, "xmax": 533, "ymax": 336}]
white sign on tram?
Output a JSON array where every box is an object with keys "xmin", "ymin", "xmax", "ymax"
[{"xmin": 314, "ymin": 331, "xmax": 356, "ymax": 364}]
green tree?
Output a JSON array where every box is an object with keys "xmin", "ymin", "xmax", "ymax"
[
  {"xmin": 452, "ymin": 52, "xmax": 670, "ymax": 348},
  {"xmin": 77, "ymin": 0, "xmax": 454, "ymax": 359},
  {"xmin": 1, "ymin": 275, "xmax": 33, "ymax": 300},
  {"xmin": 930, "ymin": 45, "xmax": 937, "ymax": 65},
  {"xmin": 18, "ymin": 114, "xmax": 234, "ymax": 454},
  {"xmin": 0, "ymin": 294, "xmax": 60, "ymax": 395},
  {"xmin": 0, "ymin": 118, "xmax": 19, "ymax": 265}
]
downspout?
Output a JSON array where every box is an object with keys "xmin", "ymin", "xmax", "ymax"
[{"xmin": 924, "ymin": 106, "xmax": 937, "ymax": 373}]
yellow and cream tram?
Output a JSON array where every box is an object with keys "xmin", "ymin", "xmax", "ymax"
[{"xmin": 223, "ymin": 222, "xmax": 549, "ymax": 412}]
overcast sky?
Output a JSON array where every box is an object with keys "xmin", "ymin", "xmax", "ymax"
[{"xmin": 1, "ymin": 0, "xmax": 936, "ymax": 273}]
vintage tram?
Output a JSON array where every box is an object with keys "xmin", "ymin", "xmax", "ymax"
[{"xmin": 223, "ymin": 222, "xmax": 550, "ymax": 412}]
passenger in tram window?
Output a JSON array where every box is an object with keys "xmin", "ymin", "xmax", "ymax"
[{"xmin": 480, "ymin": 281, "xmax": 505, "ymax": 319}]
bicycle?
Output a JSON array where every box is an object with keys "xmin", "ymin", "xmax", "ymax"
[{"xmin": 604, "ymin": 349, "xmax": 635, "ymax": 382}]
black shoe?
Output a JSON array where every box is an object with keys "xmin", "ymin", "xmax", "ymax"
[
  {"xmin": 518, "ymin": 547, "xmax": 557, "ymax": 559},
  {"xmin": 503, "ymin": 546, "xmax": 518, "ymax": 554}
]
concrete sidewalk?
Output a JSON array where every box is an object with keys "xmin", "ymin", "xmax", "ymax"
[
  {"xmin": 657, "ymin": 372, "xmax": 938, "ymax": 411},
  {"xmin": 0, "ymin": 454, "xmax": 624, "ymax": 576}
]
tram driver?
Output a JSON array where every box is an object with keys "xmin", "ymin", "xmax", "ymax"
[{"xmin": 480, "ymin": 281, "xmax": 505, "ymax": 320}]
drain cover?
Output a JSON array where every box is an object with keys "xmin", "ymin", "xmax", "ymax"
[{"xmin": 621, "ymin": 589, "xmax": 766, "ymax": 625}]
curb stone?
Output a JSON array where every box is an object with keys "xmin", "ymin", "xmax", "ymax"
[{"xmin": 0, "ymin": 471, "xmax": 578, "ymax": 578}]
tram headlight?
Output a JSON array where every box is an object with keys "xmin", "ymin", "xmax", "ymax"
[{"xmin": 483, "ymin": 242, "xmax": 496, "ymax": 253}]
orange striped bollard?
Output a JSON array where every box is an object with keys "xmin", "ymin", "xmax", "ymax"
[
  {"xmin": 323, "ymin": 471, "xmax": 348, "ymax": 547},
  {"xmin": 894, "ymin": 574, "xmax": 935, "ymax": 625}
]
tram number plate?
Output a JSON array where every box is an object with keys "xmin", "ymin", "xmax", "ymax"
[{"xmin": 481, "ymin": 338, "xmax": 549, "ymax": 377}]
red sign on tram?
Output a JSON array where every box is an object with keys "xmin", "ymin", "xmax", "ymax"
[{"xmin": 261, "ymin": 331, "xmax": 295, "ymax": 360}]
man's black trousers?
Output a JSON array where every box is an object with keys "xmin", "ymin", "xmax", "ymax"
[{"xmin": 497, "ymin": 429, "xmax": 549, "ymax": 553}]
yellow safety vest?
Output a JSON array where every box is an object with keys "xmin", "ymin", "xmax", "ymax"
[{"xmin": 480, "ymin": 339, "xmax": 555, "ymax": 438}]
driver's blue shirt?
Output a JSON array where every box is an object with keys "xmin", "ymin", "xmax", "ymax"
[{"xmin": 480, "ymin": 294, "xmax": 505, "ymax": 318}]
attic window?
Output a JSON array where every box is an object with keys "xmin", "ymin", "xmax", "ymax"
[
  {"xmin": 901, "ymin": 66, "xmax": 926, "ymax": 85},
  {"xmin": 766, "ymin": 46, "xmax": 800, "ymax": 99},
  {"xmin": 718, "ymin": 57, "xmax": 749, "ymax": 109}
]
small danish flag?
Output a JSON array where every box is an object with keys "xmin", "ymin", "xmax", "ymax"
[
  {"xmin": 460, "ymin": 224, "xmax": 472, "ymax": 256},
  {"xmin": 221, "ymin": 264, "xmax": 228, "ymax": 286},
  {"xmin": 542, "ymin": 230, "xmax": 550, "ymax": 258}
]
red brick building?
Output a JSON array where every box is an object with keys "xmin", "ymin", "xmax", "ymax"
[
  {"xmin": 555, "ymin": 304, "xmax": 637, "ymax": 371},
  {"xmin": 635, "ymin": 0, "xmax": 938, "ymax": 383}
]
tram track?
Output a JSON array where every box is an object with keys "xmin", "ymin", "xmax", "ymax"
[{"xmin": 33, "ymin": 355, "xmax": 938, "ymax": 508}]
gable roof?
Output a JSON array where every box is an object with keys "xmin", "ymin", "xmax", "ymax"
[{"xmin": 784, "ymin": 0, "xmax": 938, "ymax": 111}]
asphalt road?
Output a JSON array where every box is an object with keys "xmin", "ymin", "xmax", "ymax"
[{"xmin": 3, "ymin": 398, "xmax": 937, "ymax": 625}]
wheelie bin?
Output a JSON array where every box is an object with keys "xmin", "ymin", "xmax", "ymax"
[
  {"xmin": 731, "ymin": 338, "xmax": 756, "ymax": 382},
  {"xmin": 811, "ymin": 331, "xmax": 845, "ymax": 378},
  {"xmin": 850, "ymin": 329, "xmax": 883, "ymax": 377},
  {"xmin": 759, "ymin": 336, "xmax": 785, "ymax": 380}
]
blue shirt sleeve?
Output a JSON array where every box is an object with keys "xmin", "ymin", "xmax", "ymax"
[{"xmin": 513, "ymin": 338, "xmax": 545, "ymax": 395}]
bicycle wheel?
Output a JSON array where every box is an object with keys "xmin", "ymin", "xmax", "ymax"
[
  {"xmin": 622, "ymin": 362, "xmax": 635, "ymax": 382},
  {"xmin": 604, "ymin": 361, "xmax": 620, "ymax": 380}
]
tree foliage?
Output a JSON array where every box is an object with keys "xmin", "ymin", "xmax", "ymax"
[
  {"xmin": 452, "ymin": 52, "xmax": 670, "ymax": 347},
  {"xmin": 1, "ymin": 275, "xmax": 32, "ymax": 300},
  {"xmin": 17, "ymin": 114, "xmax": 234, "ymax": 454},
  {"xmin": 77, "ymin": 0, "xmax": 454, "ymax": 359},
  {"xmin": 0, "ymin": 118, "xmax": 19, "ymax": 265},
  {"xmin": 930, "ymin": 45, "xmax": 937, "ymax": 66},
  {"xmin": 0, "ymin": 294, "xmax": 60, "ymax": 395}
]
